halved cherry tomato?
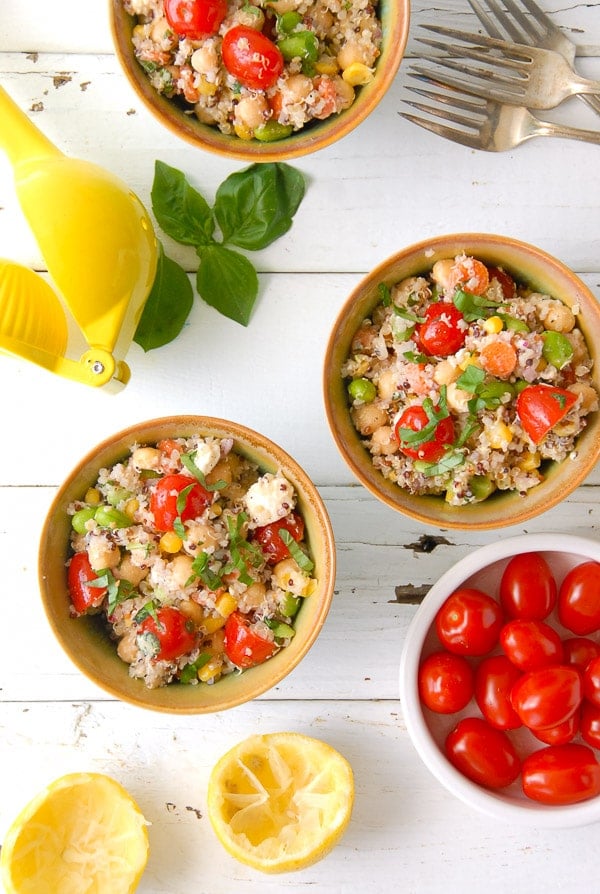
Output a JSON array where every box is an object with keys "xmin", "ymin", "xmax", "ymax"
[
  {"xmin": 224, "ymin": 611, "xmax": 277, "ymax": 668},
  {"xmin": 474, "ymin": 655, "xmax": 522, "ymax": 730},
  {"xmin": 510, "ymin": 665, "xmax": 582, "ymax": 730},
  {"xmin": 252, "ymin": 512, "xmax": 305, "ymax": 565},
  {"xmin": 487, "ymin": 265, "xmax": 516, "ymax": 301},
  {"xmin": 500, "ymin": 619, "xmax": 564, "ymax": 672},
  {"xmin": 435, "ymin": 587, "xmax": 504, "ymax": 657},
  {"xmin": 521, "ymin": 744, "xmax": 600, "ymax": 805},
  {"xmin": 558, "ymin": 561, "xmax": 600, "ymax": 635},
  {"xmin": 515, "ymin": 384, "xmax": 577, "ymax": 444},
  {"xmin": 445, "ymin": 717, "xmax": 521, "ymax": 789},
  {"xmin": 150, "ymin": 473, "xmax": 212, "ymax": 532},
  {"xmin": 580, "ymin": 700, "xmax": 600, "ymax": 749},
  {"xmin": 164, "ymin": 0, "xmax": 228, "ymax": 38},
  {"xmin": 418, "ymin": 302, "xmax": 466, "ymax": 357},
  {"xmin": 499, "ymin": 552, "xmax": 557, "ymax": 620},
  {"xmin": 137, "ymin": 606, "xmax": 198, "ymax": 662},
  {"xmin": 531, "ymin": 711, "xmax": 580, "ymax": 746},
  {"xmin": 583, "ymin": 656, "xmax": 600, "ymax": 708},
  {"xmin": 221, "ymin": 26, "xmax": 284, "ymax": 90},
  {"xmin": 563, "ymin": 636, "xmax": 600, "ymax": 672},
  {"xmin": 68, "ymin": 552, "xmax": 107, "ymax": 616},
  {"xmin": 395, "ymin": 403, "xmax": 455, "ymax": 463},
  {"xmin": 418, "ymin": 650, "xmax": 474, "ymax": 714}
]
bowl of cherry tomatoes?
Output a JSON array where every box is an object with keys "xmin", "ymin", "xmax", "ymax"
[
  {"xmin": 109, "ymin": 0, "xmax": 409, "ymax": 160},
  {"xmin": 399, "ymin": 533, "xmax": 600, "ymax": 827}
]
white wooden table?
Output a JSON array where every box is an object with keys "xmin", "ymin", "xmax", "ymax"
[{"xmin": 1, "ymin": 2, "xmax": 600, "ymax": 891}]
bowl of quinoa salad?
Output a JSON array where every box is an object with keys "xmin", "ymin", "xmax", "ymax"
[
  {"xmin": 109, "ymin": 0, "xmax": 409, "ymax": 159},
  {"xmin": 38, "ymin": 416, "xmax": 335, "ymax": 713},
  {"xmin": 323, "ymin": 233, "xmax": 600, "ymax": 530}
]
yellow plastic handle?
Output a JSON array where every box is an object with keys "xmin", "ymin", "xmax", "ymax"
[{"xmin": 0, "ymin": 85, "xmax": 62, "ymax": 165}]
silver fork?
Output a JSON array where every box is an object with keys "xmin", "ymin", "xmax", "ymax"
[
  {"xmin": 468, "ymin": 0, "xmax": 600, "ymax": 116},
  {"xmin": 401, "ymin": 76, "xmax": 600, "ymax": 150},
  {"xmin": 413, "ymin": 25, "xmax": 600, "ymax": 110}
]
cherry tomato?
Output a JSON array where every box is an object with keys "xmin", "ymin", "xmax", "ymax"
[
  {"xmin": 474, "ymin": 655, "xmax": 522, "ymax": 730},
  {"xmin": 252, "ymin": 512, "xmax": 305, "ymax": 565},
  {"xmin": 532, "ymin": 711, "xmax": 580, "ymax": 746},
  {"xmin": 510, "ymin": 665, "xmax": 582, "ymax": 730},
  {"xmin": 68, "ymin": 552, "xmax": 107, "ymax": 616},
  {"xmin": 150, "ymin": 473, "xmax": 212, "ymax": 532},
  {"xmin": 447, "ymin": 257, "xmax": 490, "ymax": 296},
  {"xmin": 418, "ymin": 302, "xmax": 466, "ymax": 357},
  {"xmin": 487, "ymin": 265, "xmax": 516, "ymax": 301},
  {"xmin": 224, "ymin": 611, "xmax": 277, "ymax": 668},
  {"xmin": 436, "ymin": 588, "xmax": 504, "ymax": 657},
  {"xmin": 580, "ymin": 700, "xmax": 600, "ymax": 750},
  {"xmin": 558, "ymin": 561, "xmax": 600, "ymax": 635},
  {"xmin": 563, "ymin": 636, "xmax": 600, "ymax": 672},
  {"xmin": 515, "ymin": 384, "xmax": 577, "ymax": 444},
  {"xmin": 445, "ymin": 717, "xmax": 521, "ymax": 789},
  {"xmin": 500, "ymin": 619, "xmax": 564, "ymax": 672},
  {"xmin": 583, "ymin": 656, "xmax": 600, "ymax": 708},
  {"xmin": 499, "ymin": 552, "xmax": 557, "ymax": 620},
  {"xmin": 137, "ymin": 606, "xmax": 198, "ymax": 662},
  {"xmin": 221, "ymin": 26, "xmax": 284, "ymax": 90},
  {"xmin": 164, "ymin": 0, "xmax": 227, "ymax": 38},
  {"xmin": 521, "ymin": 744, "xmax": 600, "ymax": 805},
  {"xmin": 418, "ymin": 651, "xmax": 474, "ymax": 714},
  {"xmin": 395, "ymin": 404, "xmax": 455, "ymax": 463}
]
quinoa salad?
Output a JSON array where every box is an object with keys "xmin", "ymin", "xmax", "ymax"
[
  {"xmin": 342, "ymin": 254, "xmax": 599, "ymax": 506},
  {"xmin": 67, "ymin": 435, "xmax": 316, "ymax": 688},
  {"xmin": 124, "ymin": 0, "xmax": 382, "ymax": 141}
]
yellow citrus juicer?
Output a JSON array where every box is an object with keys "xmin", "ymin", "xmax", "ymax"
[{"xmin": 0, "ymin": 84, "xmax": 157, "ymax": 389}]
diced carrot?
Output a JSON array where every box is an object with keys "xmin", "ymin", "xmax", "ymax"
[
  {"xmin": 479, "ymin": 341, "xmax": 518, "ymax": 379},
  {"xmin": 448, "ymin": 257, "xmax": 490, "ymax": 295}
]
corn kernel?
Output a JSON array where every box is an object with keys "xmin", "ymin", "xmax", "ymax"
[
  {"xmin": 483, "ymin": 315, "xmax": 503, "ymax": 334},
  {"xmin": 202, "ymin": 614, "xmax": 227, "ymax": 634},
  {"xmin": 215, "ymin": 592, "xmax": 238, "ymax": 618},
  {"xmin": 315, "ymin": 57, "xmax": 339, "ymax": 76},
  {"xmin": 198, "ymin": 657, "xmax": 223, "ymax": 683},
  {"xmin": 303, "ymin": 578, "xmax": 317, "ymax": 597},
  {"xmin": 197, "ymin": 75, "xmax": 218, "ymax": 96},
  {"xmin": 159, "ymin": 531, "xmax": 183, "ymax": 553},
  {"xmin": 342, "ymin": 62, "xmax": 374, "ymax": 86},
  {"xmin": 85, "ymin": 487, "xmax": 102, "ymax": 505},
  {"xmin": 234, "ymin": 122, "xmax": 253, "ymax": 141},
  {"xmin": 210, "ymin": 503, "xmax": 223, "ymax": 518},
  {"xmin": 124, "ymin": 498, "xmax": 139, "ymax": 516},
  {"xmin": 488, "ymin": 420, "xmax": 513, "ymax": 449},
  {"xmin": 518, "ymin": 451, "xmax": 541, "ymax": 471}
]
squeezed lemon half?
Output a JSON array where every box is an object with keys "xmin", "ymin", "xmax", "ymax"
[
  {"xmin": 207, "ymin": 732, "xmax": 354, "ymax": 873},
  {"xmin": 0, "ymin": 772, "xmax": 149, "ymax": 894}
]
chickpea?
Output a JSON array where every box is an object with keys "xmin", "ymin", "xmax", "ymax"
[
  {"xmin": 183, "ymin": 520, "xmax": 221, "ymax": 554},
  {"xmin": 190, "ymin": 43, "xmax": 218, "ymax": 75},
  {"xmin": 283, "ymin": 73, "xmax": 314, "ymax": 103},
  {"xmin": 569, "ymin": 382, "xmax": 599, "ymax": 414},
  {"xmin": 351, "ymin": 402, "xmax": 388, "ymax": 435},
  {"xmin": 266, "ymin": 0, "xmax": 299, "ymax": 13},
  {"xmin": 311, "ymin": 6, "xmax": 334, "ymax": 32},
  {"xmin": 150, "ymin": 15, "xmax": 177, "ymax": 47},
  {"xmin": 333, "ymin": 75, "xmax": 355, "ymax": 109},
  {"xmin": 238, "ymin": 581, "xmax": 267, "ymax": 612},
  {"xmin": 371, "ymin": 425, "xmax": 399, "ymax": 456},
  {"xmin": 117, "ymin": 631, "xmax": 139, "ymax": 664},
  {"xmin": 169, "ymin": 554, "xmax": 195, "ymax": 587},
  {"xmin": 178, "ymin": 599, "xmax": 205, "ymax": 626},
  {"xmin": 87, "ymin": 535, "xmax": 120, "ymax": 571},
  {"xmin": 273, "ymin": 557, "xmax": 309, "ymax": 596},
  {"xmin": 431, "ymin": 258, "xmax": 455, "ymax": 291},
  {"xmin": 131, "ymin": 446, "xmax": 160, "ymax": 471},
  {"xmin": 542, "ymin": 302, "xmax": 576, "ymax": 333},
  {"xmin": 433, "ymin": 359, "xmax": 459, "ymax": 386},
  {"xmin": 115, "ymin": 554, "xmax": 148, "ymax": 587},
  {"xmin": 234, "ymin": 95, "xmax": 270, "ymax": 132},
  {"xmin": 351, "ymin": 322, "xmax": 378, "ymax": 354},
  {"xmin": 232, "ymin": 4, "xmax": 265, "ymax": 29},
  {"xmin": 337, "ymin": 40, "xmax": 370, "ymax": 71},
  {"xmin": 204, "ymin": 627, "xmax": 226, "ymax": 656},
  {"xmin": 446, "ymin": 382, "xmax": 471, "ymax": 413},
  {"xmin": 377, "ymin": 367, "xmax": 399, "ymax": 400}
]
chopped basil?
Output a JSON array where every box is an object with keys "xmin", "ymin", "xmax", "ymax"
[
  {"xmin": 179, "ymin": 653, "xmax": 211, "ymax": 683},
  {"xmin": 453, "ymin": 288, "xmax": 503, "ymax": 321},
  {"xmin": 414, "ymin": 450, "xmax": 465, "ymax": 477},
  {"xmin": 189, "ymin": 552, "xmax": 224, "ymax": 592},
  {"xmin": 378, "ymin": 282, "xmax": 392, "ymax": 306},
  {"xmin": 87, "ymin": 568, "xmax": 134, "ymax": 616},
  {"xmin": 181, "ymin": 452, "xmax": 227, "ymax": 491},
  {"xmin": 278, "ymin": 528, "xmax": 314, "ymax": 573},
  {"xmin": 223, "ymin": 512, "xmax": 264, "ymax": 586},
  {"xmin": 397, "ymin": 387, "xmax": 450, "ymax": 449}
]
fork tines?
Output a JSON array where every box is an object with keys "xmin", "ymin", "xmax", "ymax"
[{"xmin": 401, "ymin": 77, "xmax": 491, "ymax": 150}]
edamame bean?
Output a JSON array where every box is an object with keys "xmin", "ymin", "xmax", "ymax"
[
  {"xmin": 277, "ymin": 30, "xmax": 319, "ymax": 63},
  {"xmin": 254, "ymin": 121, "xmax": 294, "ymax": 142},
  {"xmin": 71, "ymin": 507, "xmax": 97, "ymax": 534},
  {"xmin": 94, "ymin": 506, "xmax": 134, "ymax": 529},
  {"xmin": 542, "ymin": 330, "xmax": 574, "ymax": 369}
]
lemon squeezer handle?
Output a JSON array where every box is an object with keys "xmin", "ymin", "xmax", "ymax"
[{"xmin": 0, "ymin": 84, "xmax": 62, "ymax": 167}]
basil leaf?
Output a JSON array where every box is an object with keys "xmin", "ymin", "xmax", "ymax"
[
  {"xmin": 414, "ymin": 451, "xmax": 465, "ymax": 477},
  {"xmin": 456, "ymin": 365, "xmax": 486, "ymax": 393},
  {"xmin": 151, "ymin": 160, "xmax": 215, "ymax": 246},
  {"xmin": 134, "ymin": 241, "xmax": 194, "ymax": 351},
  {"xmin": 181, "ymin": 452, "xmax": 227, "ymax": 490},
  {"xmin": 214, "ymin": 162, "xmax": 306, "ymax": 251},
  {"xmin": 278, "ymin": 528, "xmax": 314, "ymax": 573},
  {"xmin": 196, "ymin": 244, "xmax": 258, "ymax": 326},
  {"xmin": 453, "ymin": 288, "xmax": 502, "ymax": 321}
]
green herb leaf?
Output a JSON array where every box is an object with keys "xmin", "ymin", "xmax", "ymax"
[
  {"xmin": 181, "ymin": 452, "xmax": 227, "ymax": 491},
  {"xmin": 453, "ymin": 288, "xmax": 502, "ymax": 321},
  {"xmin": 398, "ymin": 388, "xmax": 450, "ymax": 448},
  {"xmin": 456, "ymin": 365, "xmax": 486, "ymax": 393},
  {"xmin": 414, "ymin": 450, "xmax": 465, "ymax": 478},
  {"xmin": 151, "ymin": 160, "xmax": 215, "ymax": 246},
  {"xmin": 264, "ymin": 618, "xmax": 296, "ymax": 640},
  {"xmin": 190, "ymin": 552, "xmax": 224, "ymax": 591},
  {"xmin": 196, "ymin": 244, "xmax": 258, "ymax": 326},
  {"xmin": 223, "ymin": 512, "xmax": 264, "ymax": 586},
  {"xmin": 134, "ymin": 241, "xmax": 194, "ymax": 351},
  {"xmin": 180, "ymin": 653, "xmax": 212, "ymax": 683},
  {"xmin": 214, "ymin": 163, "xmax": 306, "ymax": 251},
  {"xmin": 378, "ymin": 282, "xmax": 392, "ymax": 306},
  {"xmin": 278, "ymin": 528, "xmax": 314, "ymax": 573}
]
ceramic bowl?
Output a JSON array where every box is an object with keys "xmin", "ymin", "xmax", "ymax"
[
  {"xmin": 399, "ymin": 533, "xmax": 600, "ymax": 828},
  {"xmin": 38, "ymin": 416, "xmax": 335, "ymax": 713},
  {"xmin": 323, "ymin": 232, "xmax": 600, "ymax": 530},
  {"xmin": 109, "ymin": 0, "xmax": 410, "ymax": 161}
]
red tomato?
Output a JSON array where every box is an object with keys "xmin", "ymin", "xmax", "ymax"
[
  {"xmin": 510, "ymin": 665, "xmax": 582, "ymax": 730},
  {"xmin": 418, "ymin": 651, "xmax": 474, "ymax": 714},
  {"xmin": 521, "ymin": 744, "xmax": 600, "ymax": 805},
  {"xmin": 436, "ymin": 588, "xmax": 504, "ymax": 657},
  {"xmin": 137, "ymin": 606, "xmax": 197, "ymax": 662},
  {"xmin": 445, "ymin": 717, "xmax": 521, "ymax": 789},
  {"xmin": 580, "ymin": 700, "xmax": 600, "ymax": 749},
  {"xmin": 474, "ymin": 655, "xmax": 522, "ymax": 730},
  {"xmin": 515, "ymin": 384, "xmax": 577, "ymax": 444},
  {"xmin": 418, "ymin": 303, "xmax": 466, "ymax": 357},
  {"xmin": 500, "ymin": 619, "xmax": 564, "ymax": 672},
  {"xmin": 558, "ymin": 561, "xmax": 600, "ymax": 635},
  {"xmin": 487, "ymin": 265, "xmax": 516, "ymax": 301},
  {"xmin": 224, "ymin": 611, "xmax": 277, "ymax": 668},
  {"xmin": 499, "ymin": 552, "xmax": 557, "ymax": 620},
  {"xmin": 150, "ymin": 473, "xmax": 212, "ymax": 532},
  {"xmin": 532, "ymin": 711, "xmax": 579, "ymax": 746},
  {"xmin": 563, "ymin": 636, "xmax": 600, "ymax": 672},
  {"xmin": 68, "ymin": 552, "xmax": 107, "ymax": 616},
  {"xmin": 395, "ymin": 404, "xmax": 455, "ymax": 463},
  {"xmin": 252, "ymin": 512, "xmax": 305, "ymax": 565},
  {"xmin": 583, "ymin": 656, "xmax": 600, "ymax": 708},
  {"xmin": 164, "ymin": 0, "xmax": 227, "ymax": 38},
  {"xmin": 221, "ymin": 26, "xmax": 284, "ymax": 89}
]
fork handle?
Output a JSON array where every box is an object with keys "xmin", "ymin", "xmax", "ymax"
[
  {"xmin": 572, "ymin": 73, "xmax": 600, "ymax": 98},
  {"xmin": 579, "ymin": 93, "xmax": 600, "ymax": 118},
  {"xmin": 538, "ymin": 117, "xmax": 600, "ymax": 145}
]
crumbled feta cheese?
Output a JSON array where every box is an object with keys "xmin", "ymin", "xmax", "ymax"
[{"xmin": 244, "ymin": 473, "xmax": 295, "ymax": 527}]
